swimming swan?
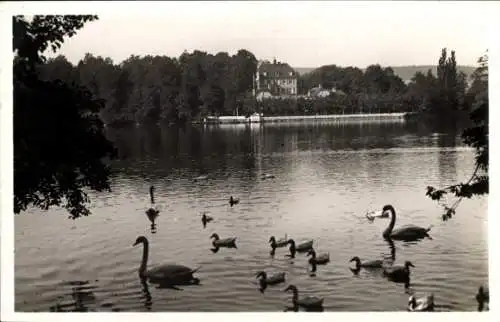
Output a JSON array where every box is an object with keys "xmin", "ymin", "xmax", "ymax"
[
  {"xmin": 284, "ymin": 285, "xmax": 324, "ymax": 309},
  {"xmin": 408, "ymin": 294, "xmax": 435, "ymax": 311},
  {"xmin": 383, "ymin": 260, "xmax": 415, "ymax": 288},
  {"xmin": 201, "ymin": 212, "xmax": 213, "ymax": 228},
  {"xmin": 210, "ymin": 233, "xmax": 237, "ymax": 248},
  {"xmin": 229, "ymin": 196, "xmax": 240, "ymax": 206},
  {"xmin": 379, "ymin": 205, "xmax": 432, "ymax": 241},
  {"xmin": 256, "ymin": 271, "xmax": 286, "ymax": 292},
  {"xmin": 133, "ymin": 236, "xmax": 200, "ymax": 285},
  {"xmin": 307, "ymin": 248, "xmax": 329, "ymax": 264},
  {"xmin": 349, "ymin": 256, "xmax": 384, "ymax": 269},
  {"xmin": 307, "ymin": 248, "xmax": 330, "ymax": 273}
]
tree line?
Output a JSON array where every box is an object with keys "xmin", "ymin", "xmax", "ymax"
[{"xmin": 37, "ymin": 44, "xmax": 482, "ymax": 124}]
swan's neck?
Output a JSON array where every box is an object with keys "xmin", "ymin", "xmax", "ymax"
[
  {"xmin": 291, "ymin": 289, "xmax": 298, "ymax": 303},
  {"xmin": 383, "ymin": 207, "xmax": 396, "ymax": 237},
  {"xmin": 139, "ymin": 241, "xmax": 149, "ymax": 276},
  {"xmin": 150, "ymin": 189, "xmax": 155, "ymax": 204},
  {"xmin": 354, "ymin": 259, "xmax": 361, "ymax": 268}
]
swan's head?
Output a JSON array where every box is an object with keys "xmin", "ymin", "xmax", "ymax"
[
  {"xmin": 210, "ymin": 233, "xmax": 220, "ymax": 240},
  {"xmin": 133, "ymin": 236, "xmax": 148, "ymax": 246},
  {"xmin": 349, "ymin": 256, "xmax": 361, "ymax": 263},
  {"xmin": 382, "ymin": 205, "xmax": 394, "ymax": 216},
  {"xmin": 256, "ymin": 271, "xmax": 266, "ymax": 279},
  {"xmin": 405, "ymin": 261, "xmax": 415, "ymax": 268},
  {"xmin": 284, "ymin": 285, "xmax": 297, "ymax": 293},
  {"xmin": 286, "ymin": 239, "xmax": 295, "ymax": 245},
  {"xmin": 269, "ymin": 236, "xmax": 276, "ymax": 243}
]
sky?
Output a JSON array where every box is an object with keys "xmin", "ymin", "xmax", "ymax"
[{"xmin": 3, "ymin": 1, "xmax": 500, "ymax": 68}]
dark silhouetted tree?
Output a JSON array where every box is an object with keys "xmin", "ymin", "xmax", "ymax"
[
  {"xmin": 13, "ymin": 15, "xmax": 116, "ymax": 219},
  {"xmin": 426, "ymin": 51, "xmax": 488, "ymax": 220}
]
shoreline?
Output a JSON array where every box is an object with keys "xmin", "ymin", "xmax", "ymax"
[{"xmin": 199, "ymin": 112, "xmax": 417, "ymax": 125}]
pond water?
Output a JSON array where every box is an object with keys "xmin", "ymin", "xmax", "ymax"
[{"xmin": 15, "ymin": 121, "xmax": 488, "ymax": 312}]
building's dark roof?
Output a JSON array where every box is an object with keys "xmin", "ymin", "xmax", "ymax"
[{"xmin": 257, "ymin": 61, "xmax": 297, "ymax": 78}]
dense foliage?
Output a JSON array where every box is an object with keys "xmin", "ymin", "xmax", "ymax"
[
  {"xmin": 14, "ymin": 15, "xmax": 116, "ymax": 219},
  {"xmin": 37, "ymin": 47, "xmax": 478, "ymax": 125},
  {"xmin": 37, "ymin": 50, "xmax": 259, "ymax": 125},
  {"xmin": 426, "ymin": 52, "xmax": 489, "ymax": 220}
]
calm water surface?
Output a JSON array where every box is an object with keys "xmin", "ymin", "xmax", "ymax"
[{"xmin": 15, "ymin": 121, "xmax": 488, "ymax": 312}]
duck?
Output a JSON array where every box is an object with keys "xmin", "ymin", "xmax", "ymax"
[
  {"xmin": 201, "ymin": 212, "xmax": 213, "ymax": 228},
  {"xmin": 269, "ymin": 235, "xmax": 289, "ymax": 250},
  {"xmin": 349, "ymin": 256, "xmax": 384, "ymax": 269},
  {"xmin": 210, "ymin": 233, "xmax": 237, "ymax": 248},
  {"xmin": 284, "ymin": 285, "xmax": 324, "ymax": 309},
  {"xmin": 194, "ymin": 174, "xmax": 209, "ymax": 181},
  {"xmin": 379, "ymin": 205, "xmax": 432, "ymax": 241},
  {"xmin": 307, "ymin": 248, "xmax": 330, "ymax": 264},
  {"xmin": 286, "ymin": 238, "xmax": 313, "ymax": 253},
  {"xmin": 383, "ymin": 260, "xmax": 415, "ymax": 288},
  {"xmin": 229, "ymin": 196, "xmax": 240, "ymax": 207},
  {"xmin": 476, "ymin": 286, "xmax": 489, "ymax": 311},
  {"xmin": 307, "ymin": 248, "xmax": 330, "ymax": 273},
  {"xmin": 256, "ymin": 271, "xmax": 286, "ymax": 292},
  {"xmin": 408, "ymin": 293, "xmax": 435, "ymax": 311},
  {"xmin": 133, "ymin": 236, "xmax": 200, "ymax": 286}
]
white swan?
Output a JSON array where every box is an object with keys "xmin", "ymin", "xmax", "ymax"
[
  {"xmin": 133, "ymin": 236, "xmax": 200, "ymax": 285},
  {"xmin": 408, "ymin": 294, "xmax": 435, "ymax": 311}
]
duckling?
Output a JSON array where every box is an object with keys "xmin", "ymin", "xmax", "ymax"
[
  {"xmin": 284, "ymin": 285, "xmax": 324, "ymax": 310},
  {"xmin": 408, "ymin": 294, "xmax": 435, "ymax": 311},
  {"xmin": 229, "ymin": 196, "xmax": 240, "ymax": 207},
  {"xmin": 383, "ymin": 260, "xmax": 414, "ymax": 288},
  {"xmin": 256, "ymin": 271, "xmax": 286, "ymax": 293},
  {"xmin": 476, "ymin": 286, "xmax": 489, "ymax": 311},
  {"xmin": 210, "ymin": 233, "xmax": 237, "ymax": 248},
  {"xmin": 201, "ymin": 212, "xmax": 213, "ymax": 228},
  {"xmin": 349, "ymin": 256, "xmax": 384, "ymax": 269}
]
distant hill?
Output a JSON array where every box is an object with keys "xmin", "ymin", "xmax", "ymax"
[{"xmin": 293, "ymin": 65, "xmax": 477, "ymax": 81}]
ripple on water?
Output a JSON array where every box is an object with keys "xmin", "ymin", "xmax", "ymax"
[{"xmin": 15, "ymin": 128, "xmax": 487, "ymax": 312}]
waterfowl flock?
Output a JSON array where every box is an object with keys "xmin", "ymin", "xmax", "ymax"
[{"xmin": 137, "ymin": 185, "xmax": 487, "ymax": 312}]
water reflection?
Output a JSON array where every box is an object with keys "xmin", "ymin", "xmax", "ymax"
[
  {"xmin": 140, "ymin": 277, "xmax": 152, "ymax": 311},
  {"xmin": 49, "ymin": 280, "xmax": 98, "ymax": 312},
  {"xmin": 106, "ymin": 121, "xmax": 468, "ymax": 182}
]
